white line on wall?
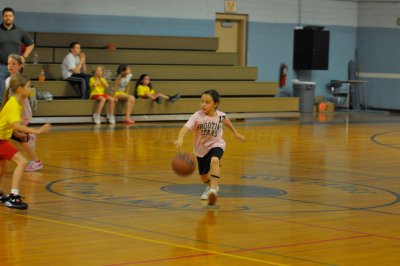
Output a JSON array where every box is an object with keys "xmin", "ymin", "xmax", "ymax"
[{"xmin": 359, "ymin": 72, "xmax": 400, "ymax": 79}]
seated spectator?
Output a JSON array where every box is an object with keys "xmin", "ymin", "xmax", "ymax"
[
  {"xmin": 90, "ymin": 66, "xmax": 115, "ymax": 125},
  {"xmin": 135, "ymin": 74, "xmax": 180, "ymax": 104},
  {"xmin": 61, "ymin": 42, "xmax": 90, "ymax": 99},
  {"xmin": 112, "ymin": 64, "xmax": 135, "ymax": 124}
]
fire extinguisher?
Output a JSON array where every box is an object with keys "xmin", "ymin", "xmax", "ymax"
[{"xmin": 279, "ymin": 63, "xmax": 288, "ymax": 88}]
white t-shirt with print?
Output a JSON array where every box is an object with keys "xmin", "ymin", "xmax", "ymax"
[{"xmin": 185, "ymin": 110, "xmax": 227, "ymax": 157}]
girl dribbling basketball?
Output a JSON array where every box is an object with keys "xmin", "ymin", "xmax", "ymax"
[{"xmin": 175, "ymin": 89, "xmax": 245, "ymax": 206}]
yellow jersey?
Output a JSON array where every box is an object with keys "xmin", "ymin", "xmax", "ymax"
[
  {"xmin": 136, "ymin": 85, "xmax": 155, "ymax": 98},
  {"xmin": 0, "ymin": 96, "xmax": 22, "ymax": 140},
  {"xmin": 89, "ymin": 77, "xmax": 108, "ymax": 98}
]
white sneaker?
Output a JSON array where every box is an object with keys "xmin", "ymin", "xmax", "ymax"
[
  {"xmin": 93, "ymin": 114, "xmax": 101, "ymax": 125},
  {"xmin": 200, "ymin": 185, "xmax": 219, "ymax": 200},
  {"xmin": 200, "ymin": 186, "xmax": 210, "ymax": 200},
  {"xmin": 107, "ymin": 114, "xmax": 116, "ymax": 124},
  {"xmin": 208, "ymin": 188, "xmax": 218, "ymax": 206}
]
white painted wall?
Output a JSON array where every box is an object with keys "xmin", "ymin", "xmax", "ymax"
[
  {"xmin": 1, "ymin": 0, "xmax": 358, "ymax": 27},
  {"xmin": 300, "ymin": 0, "xmax": 357, "ymax": 27},
  {"xmin": 358, "ymin": 2, "xmax": 400, "ymax": 28}
]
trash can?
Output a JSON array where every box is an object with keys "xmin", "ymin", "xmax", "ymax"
[{"xmin": 293, "ymin": 81, "xmax": 316, "ymax": 113}]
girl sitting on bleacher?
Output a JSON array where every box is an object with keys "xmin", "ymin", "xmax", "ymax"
[
  {"xmin": 112, "ymin": 64, "xmax": 135, "ymax": 124},
  {"xmin": 135, "ymin": 74, "xmax": 180, "ymax": 104},
  {"xmin": 90, "ymin": 66, "xmax": 115, "ymax": 125}
]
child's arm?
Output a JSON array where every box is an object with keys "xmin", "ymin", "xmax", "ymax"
[
  {"xmin": 95, "ymin": 77, "xmax": 109, "ymax": 88},
  {"xmin": 13, "ymin": 122, "xmax": 51, "ymax": 135},
  {"xmin": 175, "ymin": 126, "xmax": 190, "ymax": 149},
  {"xmin": 113, "ymin": 76, "xmax": 121, "ymax": 94},
  {"xmin": 125, "ymin": 82, "xmax": 130, "ymax": 94},
  {"xmin": 223, "ymin": 117, "xmax": 245, "ymax": 142}
]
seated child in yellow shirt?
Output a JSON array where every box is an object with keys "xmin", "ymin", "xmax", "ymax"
[{"xmin": 135, "ymin": 74, "xmax": 180, "ymax": 104}]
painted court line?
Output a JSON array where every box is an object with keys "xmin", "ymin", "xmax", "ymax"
[
  {"xmin": 239, "ymin": 213, "xmax": 400, "ymax": 241},
  {"xmin": 106, "ymin": 235, "xmax": 365, "ymax": 266},
  {"xmin": 226, "ymin": 235, "xmax": 370, "ymax": 253},
  {"xmin": 227, "ymin": 154, "xmax": 400, "ymax": 179},
  {"xmin": 104, "ymin": 253, "xmax": 210, "ymax": 266},
  {"xmin": 1, "ymin": 211, "xmax": 288, "ymax": 266},
  {"xmin": 30, "ymin": 208, "xmax": 333, "ymax": 266}
]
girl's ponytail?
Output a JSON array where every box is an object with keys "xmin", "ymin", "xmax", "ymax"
[{"xmin": 1, "ymin": 86, "xmax": 12, "ymax": 110}]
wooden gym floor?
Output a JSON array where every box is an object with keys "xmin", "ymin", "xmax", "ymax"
[{"xmin": 1, "ymin": 111, "xmax": 400, "ymax": 266}]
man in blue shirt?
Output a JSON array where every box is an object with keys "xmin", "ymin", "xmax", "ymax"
[{"xmin": 0, "ymin": 7, "xmax": 34, "ymax": 103}]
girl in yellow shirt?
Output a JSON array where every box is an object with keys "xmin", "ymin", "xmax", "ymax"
[
  {"xmin": 0, "ymin": 73, "xmax": 50, "ymax": 210},
  {"xmin": 90, "ymin": 66, "xmax": 115, "ymax": 124},
  {"xmin": 135, "ymin": 74, "xmax": 180, "ymax": 104}
]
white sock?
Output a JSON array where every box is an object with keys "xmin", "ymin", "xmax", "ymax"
[
  {"xmin": 11, "ymin": 189, "xmax": 19, "ymax": 195},
  {"xmin": 209, "ymin": 188, "xmax": 217, "ymax": 194}
]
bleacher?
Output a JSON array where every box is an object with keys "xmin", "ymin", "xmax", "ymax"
[{"xmin": 25, "ymin": 32, "xmax": 299, "ymax": 123}]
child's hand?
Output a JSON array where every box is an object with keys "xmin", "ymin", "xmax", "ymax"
[
  {"xmin": 235, "ymin": 133, "xmax": 245, "ymax": 142},
  {"xmin": 37, "ymin": 123, "xmax": 51, "ymax": 134},
  {"xmin": 21, "ymin": 117, "xmax": 29, "ymax": 126},
  {"xmin": 174, "ymin": 138, "xmax": 183, "ymax": 149},
  {"xmin": 13, "ymin": 130, "xmax": 26, "ymax": 140}
]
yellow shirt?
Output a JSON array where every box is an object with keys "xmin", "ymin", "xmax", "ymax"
[
  {"xmin": 136, "ymin": 85, "xmax": 155, "ymax": 97},
  {"xmin": 0, "ymin": 96, "xmax": 22, "ymax": 140},
  {"xmin": 89, "ymin": 77, "xmax": 108, "ymax": 98}
]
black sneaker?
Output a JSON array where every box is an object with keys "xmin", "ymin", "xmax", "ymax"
[
  {"xmin": 0, "ymin": 192, "xmax": 8, "ymax": 204},
  {"xmin": 4, "ymin": 194, "xmax": 28, "ymax": 210},
  {"xmin": 169, "ymin": 93, "xmax": 181, "ymax": 103},
  {"xmin": 156, "ymin": 96, "xmax": 163, "ymax": 104}
]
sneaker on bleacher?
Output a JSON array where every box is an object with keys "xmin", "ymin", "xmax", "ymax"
[
  {"xmin": 169, "ymin": 93, "xmax": 181, "ymax": 103},
  {"xmin": 107, "ymin": 114, "xmax": 116, "ymax": 124},
  {"xmin": 93, "ymin": 114, "xmax": 101, "ymax": 125}
]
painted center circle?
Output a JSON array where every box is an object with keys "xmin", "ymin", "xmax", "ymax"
[{"xmin": 161, "ymin": 184, "xmax": 287, "ymax": 198}]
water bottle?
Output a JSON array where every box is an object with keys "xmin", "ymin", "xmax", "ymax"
[
  {"xmin": 29, "ymin": 85, "xmax": 37, "ymax": 111},
  {"xmin": 33, "ymin": 51, "xmax": 39, "ymax": 64},
  {"xmin": 105, "ymin": 69, "xmax": 112, "ymax": 82},
  {"xmin": 38, "ymin": 67, "xmax": 45, "ymax": 82}
]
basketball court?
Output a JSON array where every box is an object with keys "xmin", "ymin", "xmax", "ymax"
[{"xmin": 0, "ymin": 111, "xmax": 399, "ymax": 265}]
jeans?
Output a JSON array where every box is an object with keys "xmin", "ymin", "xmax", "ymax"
[
  {"xmin": 0, "ymin": 64, "xmax": 9, "ymax": 103},
  {"xmin": 65, "ymin": 73, "xmax": 91, "ymax": 99}
]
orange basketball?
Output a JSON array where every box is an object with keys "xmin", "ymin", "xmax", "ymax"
[
  {"xmin": 105, "ymin": 44, "xmax": 117, "ymax": 50},
  {"xmin": 172, "ymin": 152, "xmax": 196, "ymax": 176}
]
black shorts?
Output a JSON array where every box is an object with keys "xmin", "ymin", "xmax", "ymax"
[{"xmin": 197, "ymin": 147, "xmax": 224, "ymax": 175}]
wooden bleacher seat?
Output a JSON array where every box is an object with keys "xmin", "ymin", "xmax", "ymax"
[
  {"xmin": 24, "ymin": 64, "xmax": 258, "ymax": 81},
  {"xmin": 31, "ymin": 81, "xmax": 279, "ymax": 98},
  {"xmin": 33, "ymin": 32, "xmax": 218, "ymax": 51},
  {"xmin": 26, "ymin": 32, "xmax": 299, "ymax": 123},
  {"xmin": 26, "ymin": 48, "xmax": 239, "ymax": 66},
  {"xmin": 33, "ymin": 98, "xmax": 298, "ymax": 116}
]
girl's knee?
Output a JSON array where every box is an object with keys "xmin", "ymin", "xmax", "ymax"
[
  {"xmin": 18, "ymin": 157, "xmax": 28, "ymax": 167},
  {"xmin": 211, "ymin": 157, "xmax": 220, "ymax": 166},
  {"xmin": 200, "ymin": 174, "xmax": 210, "ymax": 182}
]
